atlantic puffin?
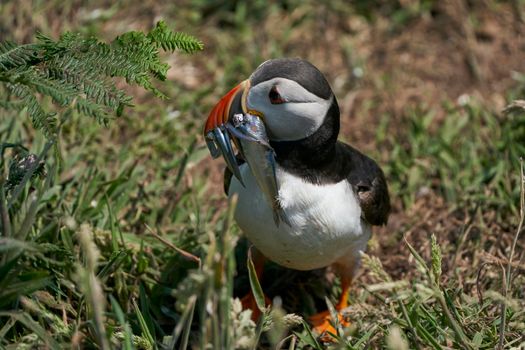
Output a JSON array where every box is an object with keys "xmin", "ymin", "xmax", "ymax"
[{"xmin": 203, "ymin": 58, "xmax": 390, "ymax": 337}]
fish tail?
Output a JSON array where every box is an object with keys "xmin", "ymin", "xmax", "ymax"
[
  {"xmin": 272, "ymin": 202, "xmax": 291, "ymax": 228},
  {"xmin": 278, "ymin": 209, "xmax": 292, "ymax": 227},
  {"xmin": 272, "ymin": 211, "xmax": 281, "ymax": 227}
]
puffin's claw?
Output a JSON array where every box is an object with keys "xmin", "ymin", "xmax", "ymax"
[{"xmin": 207, "ymin": 127, "xmax": 244, "ymax": 186}]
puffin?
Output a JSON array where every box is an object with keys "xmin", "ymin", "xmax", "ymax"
[{"xmin": 203, "ymin": 58, "xmax": 390, "ymax": 337}]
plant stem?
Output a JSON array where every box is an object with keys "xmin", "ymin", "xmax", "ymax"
[
  {"xmin": 435, "ymin": 289, "xmax": 472, "ymax": 350},
  {"xmin": 0, "ymin": 180, "xmax": 11, "ymax": 238}
]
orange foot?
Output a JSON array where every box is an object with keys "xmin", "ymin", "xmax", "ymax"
[{"xmin": 309, "ymin": 308, "xmax": 351, "ymax": 342}]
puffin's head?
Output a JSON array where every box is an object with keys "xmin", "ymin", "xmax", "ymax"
[{"xmin": 204, "ymin": 58, "xmax": 338, "ymax": 142}]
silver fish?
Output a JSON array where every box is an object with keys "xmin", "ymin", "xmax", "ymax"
[
  {"xmin": 206, "ymin": 126, "xmax": 245, "ymax": 186},
  {"xmin": 226, "ymin": 113, "xmax": 290, "ymax": 227}
]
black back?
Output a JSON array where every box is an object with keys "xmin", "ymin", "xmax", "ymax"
[
  {"xmin": 272, "ymin": 135, "xmax": 391, "ymax": 225},
  {"xmin": 338, "ymin": 143, "xmax": 391, "ymax": 226}
]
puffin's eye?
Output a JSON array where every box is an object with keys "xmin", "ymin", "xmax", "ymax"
[{"xmin": 269, "ymin": 86, "xmax": 285, "ymax": 104}]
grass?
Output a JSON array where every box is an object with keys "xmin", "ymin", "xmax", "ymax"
[{"xmin": 1, "ymin": 0, "xmax": 525, "ymax": 349}]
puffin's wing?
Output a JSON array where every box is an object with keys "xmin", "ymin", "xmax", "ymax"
[{"xmin": 339, "ymin": 143, "xmax": 391, "ymax": 226}]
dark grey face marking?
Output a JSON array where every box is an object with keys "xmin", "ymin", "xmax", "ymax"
[{"xmin": 250, "ymin": 58, "xmax": 332, "ymax": 100}]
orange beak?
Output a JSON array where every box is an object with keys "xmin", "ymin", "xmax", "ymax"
[
  {"xmin": 203, "ymin": 80, "xmax": 250, "ymax": 185},
  {"xmin": 203, "ymin": 80, "xmax": 249, "ymax": 137}
]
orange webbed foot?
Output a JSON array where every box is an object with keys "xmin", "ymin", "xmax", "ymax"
[
  {"xmin": 309, "ymin": 308, "xmax": 351, "ymax": 342},
  {"xmin": 309, "ymin": 274, "xmax": 352, "ymax": 342}
]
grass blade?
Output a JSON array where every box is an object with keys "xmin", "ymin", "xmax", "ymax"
[
  {"xmin": 132, "ymin": 298, "xmax": 156, "ymax": 349},
  {"xmin": 295, "ymin": 319, "xmax": 323, "ymax": 350},
  {"xmin": 247, "ymin": 248, "xmax": 265, "ymax": 312},
  {"xmin": 110, "ymin": 295, "xmax": 134, "ymax": 350}
]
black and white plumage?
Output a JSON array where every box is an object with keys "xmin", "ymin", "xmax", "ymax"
[
  {"xmin": 204, "ymin": 58, "xmax": 390, "ymax": 333},
  {"xmin": 218, "ymin": 59, "xmax": 389, "ymax": 274}
]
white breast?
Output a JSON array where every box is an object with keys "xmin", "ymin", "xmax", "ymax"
[{"xmin": 229, "ymin": 164, "xmax": 371, "ymax": 271}]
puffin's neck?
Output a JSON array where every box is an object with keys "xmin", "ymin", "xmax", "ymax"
[{"xmin": 270, "ymin": 100, "xmax": 344, "ymax": 184}]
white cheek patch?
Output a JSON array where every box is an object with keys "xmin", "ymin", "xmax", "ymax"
[{"xmin": 247, "ymin": 78, "xmax": 332, "ymax": 141}]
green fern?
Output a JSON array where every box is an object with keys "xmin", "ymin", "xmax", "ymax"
[
  {"xmin": 0, "ymin": 42, "xmax": 39, "ymax": 70},
  {"xmin": 0, "ymin": 21, "xmax": 203, "ymax": 138},
  {"xmin": 147, "ymin": 21, "xmax": 204, "ymax": 54}
]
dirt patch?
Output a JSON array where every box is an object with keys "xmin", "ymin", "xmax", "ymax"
[{"xmin": 340, "ymin": 1, "xmax": 525, "ymax": 152}]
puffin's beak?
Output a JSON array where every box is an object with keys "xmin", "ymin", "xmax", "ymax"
[
  {"xmin": 203, "ymin": 80, "xmax": 250, "ymax": 184},
  {"xmin": 203, "ymin": 80, "xmax": 250, "ymax": 138}
]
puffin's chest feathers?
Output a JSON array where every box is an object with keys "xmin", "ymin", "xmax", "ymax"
[
  {"xmin": 276, "ymin": 168, "xmax": 363, "ymax": 234},
  {"xmin": 229, "ymin": 164, "xmax": 371, "ymax": 270}
]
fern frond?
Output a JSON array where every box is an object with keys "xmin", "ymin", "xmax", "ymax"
[
  {"xmin": 7, "ymin": 83, "xmax": 57, "ymax": 138},
  {"xmin": 113, "ymin": 31, "xmax": 169, "ymax": 83},
  {"xmin": 0, "ymin": 42, "xmax": 39, "ymax": 71},
  {"xmin": 0, "ymin": 21, "xmax": 203, "ymax": 137},
  {"xmin": 73, "ymin": 97, "xmax": 111, "ymax": 125},
  {"xmin": 82, "ymin": 79, "xmax": 132, "ymax": 113},
  {"xmin": 46, "ymin": 55, "xmax": 132, "ymax": 109},
  {"xmin": 147, "ymin": 21, "xmax": 204, "ymax": 54},
  {"xmin": 23, "ymin": 68, "xmax": 78, "ymax": 107}
]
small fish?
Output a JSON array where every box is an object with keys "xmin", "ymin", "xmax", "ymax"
[{"xmin": 227, "ymin": 113, "xmax": 290, "ymax": 227}]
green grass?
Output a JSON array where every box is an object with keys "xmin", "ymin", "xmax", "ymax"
[{"xmin": 1, "ymin": 0, "xmax": 525, "ymax": 349}]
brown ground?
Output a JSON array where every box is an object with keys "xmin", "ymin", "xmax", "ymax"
[{"xmin": 341, "ymin": 1, "xmax": 524, "ymax": 146}]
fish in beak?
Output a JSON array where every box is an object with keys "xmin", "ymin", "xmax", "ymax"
[
  {"xmin": 203, "ymin": 80, "xmax": 250, "ymax": 185},
  {"xmin": 228, "ymin": 113, "xmax": 290, "ymax": 227},
  {"xmin": 203, "ymin": 80, "xmax": 268, "ymax": 183},
  {"xmin": 203, "ymin": 80, "xmax": 289, "ymax": 226}
]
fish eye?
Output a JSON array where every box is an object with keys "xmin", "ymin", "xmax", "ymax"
[{"xmin": 269, "ymin": 86, "xmax": 285, "ymax": 104}]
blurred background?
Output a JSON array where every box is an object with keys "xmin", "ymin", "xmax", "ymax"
[{"xmin": 1, "ymin": 0, "xmax": 525, "ymax": 348}]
